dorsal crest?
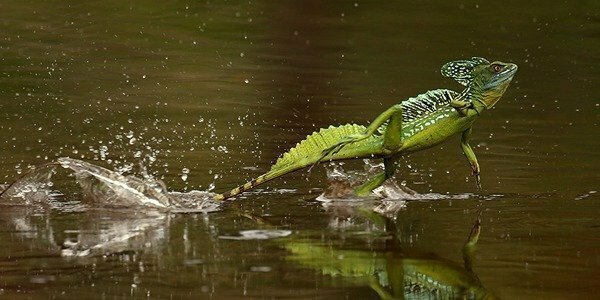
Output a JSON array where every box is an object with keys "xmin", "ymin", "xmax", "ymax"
[
  {"xmin": 441, "ymin": 57, "xmax": 490, "ymax": 86},
  {"xmin": 401, "ymin": 89, "xmax": 458, "ymax": 122}
]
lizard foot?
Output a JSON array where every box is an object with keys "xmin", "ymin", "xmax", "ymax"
[{"xmin": 473, "ymin": 171, "xmax": 482, "ymax": 191}]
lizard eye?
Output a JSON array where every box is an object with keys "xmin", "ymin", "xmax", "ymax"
[{"xmin": 492, "ymin": 64, "xmax": 503, "ymax": 73}]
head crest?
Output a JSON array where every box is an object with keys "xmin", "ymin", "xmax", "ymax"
[{"xmin": 441, "ymin": 57, "xmax": 490, "ymax": 86}]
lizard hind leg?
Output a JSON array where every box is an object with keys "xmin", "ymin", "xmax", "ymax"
[
  {"xmin": 382, "ymin": 106, "xmax": 404, "ymax": 153},
  {"xmin": 354, "ymin": 107, "xmax": 404, "ymax": 196},
  {"xmin": 353, "ymin": 157, "xmax": 397, "ymax": 196},
  {"xmin": 354, "ymin": 106, "xmax": 404, "ymax": 196}
]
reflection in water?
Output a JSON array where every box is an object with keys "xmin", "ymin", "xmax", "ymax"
[
  {"xmin": 60, "ymin": 211, "xmax": 169, "ymax": 257},
  {"xmin": 0, "ymin": 197, "xmax": 493, "ymax": 299},
  {"xmin": 219, "ymin": 229, "xmax": 292, "ymax": 240},
  {"xmin": 285, "ymin": 241, "xmax": 493, "ymax": 299},
  {"xmin": 0, "ymin": 207, "xmax": 169, "ymax": 258},
  {"xmin": 285, "ymin": 225, "xmax": 493, "ymax": 299},
  {"xmin": 282, "ymin": 208, "xmax": 495, "ymax": 299}
]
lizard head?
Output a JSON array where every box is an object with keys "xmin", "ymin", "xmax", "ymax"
[{"xmin": 442, "ymin": 57, "xmax": 518, "ymax": 109}]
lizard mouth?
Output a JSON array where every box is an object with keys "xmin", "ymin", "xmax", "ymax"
[{"xmin": 485, "ymin": 63, "xmax": 518, "ymax": 89}]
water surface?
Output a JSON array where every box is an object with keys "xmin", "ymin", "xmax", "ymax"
[{"xmin": 0, "ymin": 1, "xmax": 598, "ymax": 299}]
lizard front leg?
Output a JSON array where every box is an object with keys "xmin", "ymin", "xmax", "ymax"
[
  {"xmin": 461, "ymin": 127, "xmax": 481, "ymax": 190},
  {"xmin": 450, "ymin": 99, "xmax": 470, "ymax": 116}
]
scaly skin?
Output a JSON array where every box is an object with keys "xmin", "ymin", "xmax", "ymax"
[{"xmin": 214, "ymin": 57, "xmax": 517, "ymax": 201}]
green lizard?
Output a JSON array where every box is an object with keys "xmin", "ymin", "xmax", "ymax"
[{"xmin": 214, "ymin": 57, "xmax": 517, "ymax": 201}]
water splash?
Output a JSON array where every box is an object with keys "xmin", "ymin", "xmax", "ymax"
[
  {"xmin": 0, "ymin": 162, "xmax": 60, "ymax": 207},
  {"xmin": 1, "ymin": 157, "xmax": 221, "ymax": 213},
  {"xmin": 58, "ymin": 157, "xmax": 172, "ymax": 209},
  {"xmin": 167, "ymin": 190, "xmax": 221, "ymax": 213},
  {"xmin": 317, "ymin": 160, "xmax": 474, "ymax": 202}
]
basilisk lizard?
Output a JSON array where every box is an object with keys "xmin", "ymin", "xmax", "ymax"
[{"xmin": 214, "ymin": 57, "xmax": 517, "ymax": 201}]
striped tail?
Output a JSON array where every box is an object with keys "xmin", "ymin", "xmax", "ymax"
[
  {"xmin": 213, "ymin": 123, "xmax": 381, "ymax": 201},
  {"xmin": 213, "ymin": 168, "xmax": 290, "ymax": 201}
]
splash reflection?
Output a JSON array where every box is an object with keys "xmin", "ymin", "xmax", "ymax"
[{"xmin": 0, "ymin": 208, "xmax": 170, "ymax": 258}]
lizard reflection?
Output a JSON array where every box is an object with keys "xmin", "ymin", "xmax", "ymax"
[{"xmin": 240, "ymin": 205, "xmax": 495, "ymax": 300}]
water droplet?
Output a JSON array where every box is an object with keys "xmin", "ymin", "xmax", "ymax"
[{"xmin": 181, "ymin": 168, "xmax": 190, "ymax": 181}]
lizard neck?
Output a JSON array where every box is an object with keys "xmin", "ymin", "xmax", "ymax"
[
  {"xmin": 459, "ymin": 86, "xmax": 487, "ymax": 116},
  {"xmin": 471, "ymin": 94, "xmax": 488, "ymax": 115},
  {"xmin": 469, "ymin": 79, "xmax": 511, "ymax": 111},
  {"xmin": 461, "ymin": 82, "xmax": 509, "ymax": 115}
]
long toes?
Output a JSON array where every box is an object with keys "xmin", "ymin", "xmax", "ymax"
[
  {"xmin": 328, "ymin": 146, "xmax": 340, "ymax": 156},
  {"xmin": 320, "ymin": 148, "xmax": 334, "ymax": 159},
  {"xmin": 321, "ymin": 145, "xmax": 337, "ymax": 156},
  {"xmin": 322, "ymin": 142, "xmax": 342, "ymax": 156},
  {"xmin": 329, "ymin": 144, "xmax": 346, "ymax": 156}
]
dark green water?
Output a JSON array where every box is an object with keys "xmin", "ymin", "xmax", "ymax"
[{"xmin": 0, "ymin": 1, "xmax": 598, "ymax": 299}]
